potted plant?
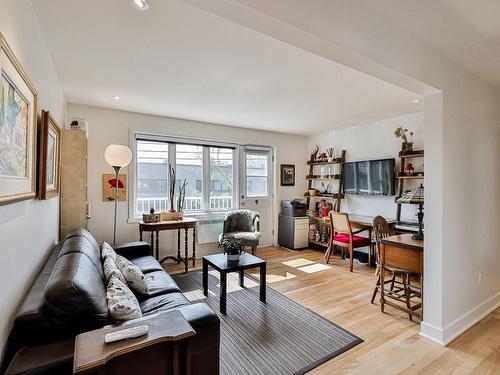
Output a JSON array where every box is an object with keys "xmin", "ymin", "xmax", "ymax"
[
  {"xmin": 176, "ymin": 179, "xmax": 188, "ymax": 219},
  {"xmin": 394, "ymin": 127, "xmax": 414, "ymax": 153},
  {"xmin": 218, "ymin": 239, "xmax": 244, "ymax": 262},
  {"xmin": 327, "ymin": 147, "xmax": 335, "ymax": 162},
  {"xmin": 161, "ymin": 165, "xmax": 186, "ymax": 221}
]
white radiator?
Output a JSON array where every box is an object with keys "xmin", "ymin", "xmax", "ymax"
[{"xmin": 197, "ymin": 219, "xmax": 224, "ymax": 244}]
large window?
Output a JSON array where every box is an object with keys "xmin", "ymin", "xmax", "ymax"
[{"xmin": 134, "ymin": 136, "xmax": 235, "ymax": 217}]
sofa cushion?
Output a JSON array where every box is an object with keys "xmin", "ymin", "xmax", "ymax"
[
  {"xmin": 139, "ymin": 271, "xmax": 181, "ymax": 299},
  {"xmin": 140, "ymin": 292, "xmax": 190, "ymax": 315},
  {"xmin": 58, "ymin": 236, "xmax": 105, "ymax": 280},
  {"xmin": 44, "ymin": 253, "xmax": 109, "ymax": 330},
  {"xmin": 103, "ymin": 257, "xmax": 126, "ymax": 285},
  {"xmin": 101, "ymin": 241, "xmax": 117, "ymax": 261},
  {"xmin": 115, "ymin": 255, "xmax": 149, "ymax": 294},
  {"xmin": 130, "ymin": 256, "xmax": 163, "ymax": 274},
  {"xmin": 107, "ymin": 275, "xmax": 142, "ymax": 322},
  {"xmin": 64, "ymin": 228, "xmax": 100, "ymax": 254}
]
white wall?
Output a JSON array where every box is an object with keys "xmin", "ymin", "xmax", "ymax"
[
  {"xmin": 307, "ymin": 112, "xmax": 423, "ymax": 221},
  {"xmin": 0, "ymin": 0, "xmax": 65, "ymax": 353},
  {"xmin": 66, "ymin": 103, "xmax": 307, "ymax": 259},
  {"xmin": 185, "ymin": 0, "xmax": 500, "ymax": 345}
]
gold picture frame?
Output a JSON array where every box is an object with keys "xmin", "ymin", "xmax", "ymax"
[
  {"xmin": 37, "ymin": 110, "xmax": 61, "ymax": 199},
  {"xmin": 0, "ymin": 33, "xmax": 38, "ymax": 205}
]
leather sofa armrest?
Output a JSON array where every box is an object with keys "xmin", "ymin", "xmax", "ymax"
[{"xmin": 113, "ymin": 241, "xmax": 152, "ymax": 259}]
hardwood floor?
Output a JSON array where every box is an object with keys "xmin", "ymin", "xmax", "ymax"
[{"xmin": 165, "ymin": 247, "xmax": 500, "ymax": 374}]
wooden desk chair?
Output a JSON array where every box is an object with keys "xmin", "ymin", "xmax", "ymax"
[
  {"xmin": 372, "ymin": 215, "xmax": 420, "ymax": 321},
  {"xmin": 325, "ymin": 212, "xmax": 371, "ymax": 272}
]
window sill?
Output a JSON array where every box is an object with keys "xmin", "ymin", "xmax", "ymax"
[{"xmin": 128, "ymin": 211, "xmax": 228, "ymax": 224}]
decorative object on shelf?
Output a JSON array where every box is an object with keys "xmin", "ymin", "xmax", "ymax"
[
  {"xmin": 218, "ymin": 238, "xmax": 244, "ymax": 262},
  {"xmin": 308, "ymin": 188, "xmax": 317, "ymax": 196},
  {"xmin": 280, "ymin": 164, "xmax": 295, "ymax": 186},
  {"xmin": 412, "ymin": 183, "xmax": 424, "ymax": 240},
  {"xmin": 102, "ymin": 173, "xmax": 126, "ymax": 201},
  {"xmin": 394, "ymin": 127, "xmax": 414, "ymax": 153},
  {"xmin": 320, "ymin": 166, "xmax": 328, "ymax": 178},
  {"xmin": 142, "ymin": 207, "xmax": 160, "ymax": 223},
  {"xmin": 310, "ymin": 144, "xmax": 319, "ymax": 161},
  {"xmin": 327, "ymin": 147, "xmax": 335, "ymax": 162},
  {"xmin": 405, "ymin": 163, "xmax": 414, "ymax": 176},
  {"xmin": 0, "ymin": 33, "xmax": 38, "ymax": 205},
  {"xmin": 104, "ymin": 144, "xmax": 133, "ymax": 244},
  {"xmin": 317, "ymin": 151, "xmax": 328, "ymax": 162},
  {"xmin": 37, "ymin": 110, "xmax": 61, "ymax": 200}
]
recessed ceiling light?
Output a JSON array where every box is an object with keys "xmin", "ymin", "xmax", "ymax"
[
  {"xmin": 132, "ymin": 0, "xmax": 150, "ymax": 10},
  {"xmin": 113, "ymin": 96, "xmax": 120, "ymax": 100},
  {"xmin": 413, "ymin": 99, "xmax": 420, "ymax": 103}
]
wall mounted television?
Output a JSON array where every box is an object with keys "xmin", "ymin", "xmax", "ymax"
[{"xmin": 343, "ymin": 158, "xmax": 395, "ymax": 196}]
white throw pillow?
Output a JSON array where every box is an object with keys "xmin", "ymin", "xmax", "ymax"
[
  {"xmin": 115, "ymin": 255, "xmax": 149, "ymax": 294},
  {"xmin": 103, "ymin": 256, "xmax": 127, "ymax": 285},
  {"xmin": 101, "ymin": 241, "xmax": 117, "ymax": 261},
  {"xmin": 106, "ymin": 275, "xmax": 142, "ymax": 322}
]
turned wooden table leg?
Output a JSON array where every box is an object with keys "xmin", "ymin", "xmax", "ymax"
[
  {"xmin": 192, "ymin": 227, "xmax": 196, "ymax": 267},
  {"xmin": 184, "ymin": 228, "xmax": 188, "ymax": 273}
]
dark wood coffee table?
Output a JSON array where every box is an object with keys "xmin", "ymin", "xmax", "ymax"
[{"xmin": 202, "ymin": 253, "xmax": 266, "ymax": 314}]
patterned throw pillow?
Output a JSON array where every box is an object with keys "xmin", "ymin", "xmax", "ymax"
[
  {"xmin": 115, "ymin": 255, "xmax": 149, "ymax": 294},
  {"xmin": 106, "ymin": 275, "xmax": 142, "ymax": 322},
  {"xmin": 103, "ymin": 256, "xmax": 127, "ymax": 285},
  {"xmin": 101, "ymin": 241, "xmax": 117, "ymax": 261}
]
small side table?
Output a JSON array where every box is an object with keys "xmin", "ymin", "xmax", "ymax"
[
  {"xmin": 202, "ymin": 253, "xmax": 266, "ymax": 314},
  {"xmin": 139, "ymin": 218, "xmax": 198, "ymax": 273},
  {"xmin": 73, "ymin": 310, "xmax": 195, "ymax": 375}
]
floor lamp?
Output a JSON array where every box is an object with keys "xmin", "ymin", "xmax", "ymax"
[{"xmin": 104, "ymin": 144, "xmax": 133, "ymax": 245}]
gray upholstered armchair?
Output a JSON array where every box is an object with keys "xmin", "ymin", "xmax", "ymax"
[{"xmin": 218, "ymin": 210, "xmax": 261, "ymax": 254}]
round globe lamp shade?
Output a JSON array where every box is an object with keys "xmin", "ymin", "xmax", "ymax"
[{"xmin": 104, "ymin": 145, "xmax": 132, "ymax": 168}]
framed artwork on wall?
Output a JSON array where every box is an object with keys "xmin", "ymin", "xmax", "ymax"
[
  {"xmin": 280, "ymin": 164, "xmax": 295, "ymax": 186},
  {"xmin": 37, "ymin": 110, "xmax": 61, "ymax": 199},
  {"xmin": 0, "ymin": 33, "xmax": 38, "ymax": 205},
  {"xmin": 102, "ymin": 173, "xmax": 127, "ymax": 201}
]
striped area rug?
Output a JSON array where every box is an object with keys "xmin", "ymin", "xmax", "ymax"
[{"xmin": 172, "ymin": 269, "xmax": 362, "ymax": 375}]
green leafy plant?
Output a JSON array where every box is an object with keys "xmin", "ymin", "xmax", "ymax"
[
  {"xmin": 394, "ymin": 127, "xmax": 413, "ymax": 143},
  {"xmin": 218, "ymin": 239, "xmax": 244, "ymax": 256}
]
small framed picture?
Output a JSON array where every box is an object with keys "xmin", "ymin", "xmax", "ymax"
[
  {"xmin": 280, "ymin": 164, "xmax": 295, "ymax": 186},
  {"xmin": 37, "ymin": 110, "xmax": 61, "ymax": 200}
]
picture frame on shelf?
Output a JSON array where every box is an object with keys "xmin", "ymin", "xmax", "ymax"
[
  {"xmin": 0, "ymin": 33, "xmax": 38, "ymax": 205},
  {"xmin": 280, "ymin": 164, "xmax": 295, "ymax": 186},
  {"xmin": 37, "ymin": 110, "xmax": 61, "ymax": 199}
]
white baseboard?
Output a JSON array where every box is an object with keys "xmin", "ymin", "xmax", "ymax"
[{"xmin": 419, "ymin": 292, "xmax": 500, "ymax": 346}]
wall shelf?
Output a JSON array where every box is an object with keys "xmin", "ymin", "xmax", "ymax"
[
  {"xmin": 307, "ymin": 159, "xmax": 344, "ymax": 166},
  {"xmin": 398, "ymin": 150, "xmax": 424, "ymax": 158},
  {"xmin": 397, "ymin": 175, "xmax": 424, "ymax": 180},
  {"xmin": 305, "ymin": 174, "xmax": 340, "ymax": 180}
]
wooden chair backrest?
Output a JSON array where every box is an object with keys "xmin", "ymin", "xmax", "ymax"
[
  {"xmin": 372, "ymin": 215, "xmax": 394, "ymax": 264},
  {"xmin": 329, "ymin": 211, "xmax": 352, "ymax": 235}
]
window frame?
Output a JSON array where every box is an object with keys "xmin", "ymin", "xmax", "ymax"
[{"xmin": 130, "ymin": 132, "xmax": 238, "ymax": 220}]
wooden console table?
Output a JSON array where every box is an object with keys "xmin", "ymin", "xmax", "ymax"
[
  {"xmin": 139, "ymin": 218, "xmax": 198, "ymax": 273},
  {"xmin": 380, "ymin": 234, "xmax": 423, "ymax": 320},
  {"xmin": 73, "ymin": 310, "xmax": 195, "ymax": 375}
]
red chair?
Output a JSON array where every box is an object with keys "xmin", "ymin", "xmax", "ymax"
[{"xmin": 325, "ymin": 212, "xmax": 371, "ymax": 272}]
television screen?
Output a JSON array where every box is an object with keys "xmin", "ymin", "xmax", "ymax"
[{"xmin": 343, "ymin": 158, "xmax": 395, "ymax": 196}]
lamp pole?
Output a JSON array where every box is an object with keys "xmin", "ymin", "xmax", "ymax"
[{"xmin": 113, "ymin": 166, "xmax": 120, "ymax": 245}]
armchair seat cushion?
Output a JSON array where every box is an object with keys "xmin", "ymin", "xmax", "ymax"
[
  {"xmin": 334, "ymin": 233, "xmax": 371, "ymax": 247},
  {"xmin": 219, "ymin": 231, "xmax": 261, "ymax": 247}
]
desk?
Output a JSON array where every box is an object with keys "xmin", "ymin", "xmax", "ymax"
[
  {"xmin": 380, "ymin": 234, "xmax": 423, "ymax": 319},
  {"xmin": 139, "ymin": 218, "xmax": 198, "ymax": 273},
  {"xmin": 73, "ymin": 310, "xmax": 195, "ymax": 375}
]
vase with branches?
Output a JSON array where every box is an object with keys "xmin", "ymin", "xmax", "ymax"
[
  {"xmin": 394, "ymin": 127, "xmax": 414, "ymax": 153},
  {"xmin": 177, "ymin": 179, "xmax": 188, "ymax": 212},
  {"xmin": 168, "ymin": 164, "xmax": 176, "ymax": 212}
]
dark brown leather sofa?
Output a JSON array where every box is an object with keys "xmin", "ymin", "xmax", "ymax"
[{"xmin": 2, "ymin": 228, "xmax": 220, "ymax": 374}]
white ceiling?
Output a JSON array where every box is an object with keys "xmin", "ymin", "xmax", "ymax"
[
  {"xmin": 358, "ymin": 0, "xmax": 500, "ymax": 88},
  {"xmin": 31, "ymin": 0, "xmax": 422, "ymax": 135}
]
